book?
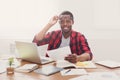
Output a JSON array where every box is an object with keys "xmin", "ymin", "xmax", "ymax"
[
  {"xmin": 15, "ymin": 64, "xmax": 38, "ymax": 72},
  {"xmin": 95, "ymin": 60, "xmax": 120, "ymax": 68},
  {"xmin": 56, "ymin": 60, "xmax": 96, "ymax": 69},
  {"xmin": 34, "ymin": 65, "xmax": 63, "ymax": 76}
]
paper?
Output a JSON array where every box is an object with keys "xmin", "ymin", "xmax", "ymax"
[
  {"xmin": 69, "ymin": 75, "xmax": 89, "ymax": 80},
  {"xmin": 56, "ymin": 60, "xmax": 75, "ymax": 68},
  {"xmin": 47, "ymin": 46, "xmax": 71, "ymax": 61},
  {"xmin": 88, "ymin": 72, "xmax": 120, "ymax": 80},
  {"xmin": 95, "ymin": 60, "xmax": 120, "ymax": 68},
  {"xmin": 75, "ymin": 61, "xmax": 96, "ymax": 68},
  {"xmin": 61, "ymin": 69, "xmax": 87, "ymax": 76},
  {"xmin": 37, "ymin": 44, "xmax": 48, "ymax": 56},
  {"xmin": 0, "ymin": 61, "xmax": 6, "ymax": 73},
  {"xmin": 69, "ymin": 72, "xmax": 120, "ymax": 80}
]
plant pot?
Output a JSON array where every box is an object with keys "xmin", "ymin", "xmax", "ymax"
[{"xmin": 7, "ymin": 67, "xmax": 14, "ymax": 75}]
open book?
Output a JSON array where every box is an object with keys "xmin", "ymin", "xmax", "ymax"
[
  {"xmin": 56, "ymin": 60, "xmax": 96, "ymax": 69},
  {"xmin": 15, "ymin": 64, "xmax": 38, "ymax": 72}
]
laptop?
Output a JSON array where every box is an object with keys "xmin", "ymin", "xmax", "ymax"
[{"xmin": 15, "ymin": 41, "xmax": 54, "ymax": 64}]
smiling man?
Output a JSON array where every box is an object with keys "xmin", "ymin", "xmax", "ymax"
[{"xmin": 33, "ymin": 11, "xmax": 93, "ymax": 63}]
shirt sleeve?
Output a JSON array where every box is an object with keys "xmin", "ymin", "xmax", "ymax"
[
  {"xmin": 32, "ymin": 32, "xmax": 52, "ymax": 46},
  {"xmin": 80, "ymin": 34, "xmax": 93, "ymax": 60}
]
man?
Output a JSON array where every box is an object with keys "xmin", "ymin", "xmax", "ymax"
[{"xmin": 33, "ymin": 11, "xmax": 93, "ymax": 63}]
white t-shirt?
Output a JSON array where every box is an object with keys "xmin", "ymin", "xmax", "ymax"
[{"xmin": 59, "ymin": 35, "xmax": 70, "ymax": 47}]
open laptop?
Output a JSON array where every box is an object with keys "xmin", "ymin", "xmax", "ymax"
[{"xmin": 15, "ymin": 41, "xmax": 54, "ymax": 64}]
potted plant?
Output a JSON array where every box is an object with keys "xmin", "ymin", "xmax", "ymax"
[{"xmin": 7, "ymin": 57, "xmax": 14, "ymax": 75}]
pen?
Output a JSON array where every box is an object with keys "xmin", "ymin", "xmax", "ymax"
[{"xmin": 65, "ymin": 69, "xmax": 71, "ymax": 74}]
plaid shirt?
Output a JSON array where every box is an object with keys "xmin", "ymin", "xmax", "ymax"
[{"xmin": 33, "ymin": 30, "xmax": 92, "ymax": 59}]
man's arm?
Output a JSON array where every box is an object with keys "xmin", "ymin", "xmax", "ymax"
[
  {"xmin": 65, "ymin": 53, "xmax": 91, "ymax": 63},
  {"xmin": 35, "ymin": 16, "xmax": 59, "ymax": 41},
  {"xmin": 76, "ymin": 53, "xmax": 91, "ymax": 61}
]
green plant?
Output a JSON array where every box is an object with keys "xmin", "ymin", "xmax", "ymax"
[{"xmin": 8, "ymin": 57, "xmax": 14, "ymax": 67}]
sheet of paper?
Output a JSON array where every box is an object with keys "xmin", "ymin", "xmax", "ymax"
[
  {"xmin": 56, "ymin": 60, "xmax": 75, "ymax": 68},
  {"xmin": 37, "ymin": 44, "xmax": 48, "ymax": 56},
  {"xmin": 88, "ymin": 72, "xmax": 120, "ymax": 80},
  {"xmin": 47, "ymin": 46, "xmax": 71, "ymax": 61},
  {"xmin": 95, "ymin": 60, "xmax": 120, "ymax": 68},
  {"xmin": 69, "ymin": 72, "xmax": 120, "ymax": 80},
  {"xmin": 0, "ymin": 60, "xmax": 6, "ymax": 73},
  {"xmin": 69, "ymin": 75, "xmax": 89, "ymax": 80},
  {"xmin": 61, "ymin": 69, "xmax": 87, "ymax": 76}
]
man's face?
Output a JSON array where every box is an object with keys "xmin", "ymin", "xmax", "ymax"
[{"xmin": 59, "ymin": 15, "xmax": 74, "ymax": 33}]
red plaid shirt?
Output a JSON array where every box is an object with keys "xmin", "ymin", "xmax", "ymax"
[{"xmin": 33, "ymin": 30, "xmax": 92, "ymax": 59}]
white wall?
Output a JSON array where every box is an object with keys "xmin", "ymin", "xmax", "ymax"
[{"xmin": 0, "ymin": 0, "xmax": 120, "ymax": 61}]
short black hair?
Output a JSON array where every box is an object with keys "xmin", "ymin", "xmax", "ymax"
[{"xmin": 59, "ymin": 11, "xmax": 74, "ymax": 21}]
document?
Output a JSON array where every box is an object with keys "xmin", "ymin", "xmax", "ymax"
[
  {"xmin": 95, "ymin": 60, "xmax": 120, "ymax": 68},
  {"xmin": 61, "ymin": 69, "xmax": 87, "ymax": 76},
  {"xmin": 56, "ymin": 60, "xmax": 75, "ymax": 68},
  {"xmin": 69, "ymin": 72, "xmax": 120, "ymax": 80},
  {"xmin": 0, "ymin": 61, "xmax": 6, "ymax": 73},
  {"xmin": 47, "ymin": 46, "xmax": 71, "ymax": 61},
  {"xmin": 37, "ymin": 44, "xmax": 48, "ymax": 56}
]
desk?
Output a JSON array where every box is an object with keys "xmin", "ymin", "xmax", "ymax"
[{"xmin": 0, "ymin": 60, "xmax": 120, "ymax": 80}]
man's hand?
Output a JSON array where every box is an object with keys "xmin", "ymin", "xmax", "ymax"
[
  {"xmin": 65, "ymin": 54, "xmax": 77, "ymax": 63},
  {"xmin": 48, "ymin": 15, "xmax": 59, "ymax": 26}
]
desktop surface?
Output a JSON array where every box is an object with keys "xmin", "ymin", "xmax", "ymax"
[{"xmin": 0, "ymin": 60, "xmax": 120, "ymax": 80}]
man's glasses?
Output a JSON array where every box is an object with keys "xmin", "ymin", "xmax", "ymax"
[
  {"xmin": 59, "ymin": 19, "xmax": 72, "ymax": 24},
  {"xmin": 58, "ymin": 16, "xmax": 73, "ymax": 24}
]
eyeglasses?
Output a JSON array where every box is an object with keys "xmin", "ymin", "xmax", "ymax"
[{"xmin": 59, "ymin": 20, "xmax": 72, "ymax": 24}]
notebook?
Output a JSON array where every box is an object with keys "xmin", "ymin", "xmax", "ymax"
[
  {"xmin": 15, "ymin": 64, "xmax": 38, "ymax": 72},
  {"xmin": 34, "ymin": 65, "xmax": 63, "ymax": 76},
  {"xmin": 15, "ymin": 41, "xmax": 54, "ymax": 64}
]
